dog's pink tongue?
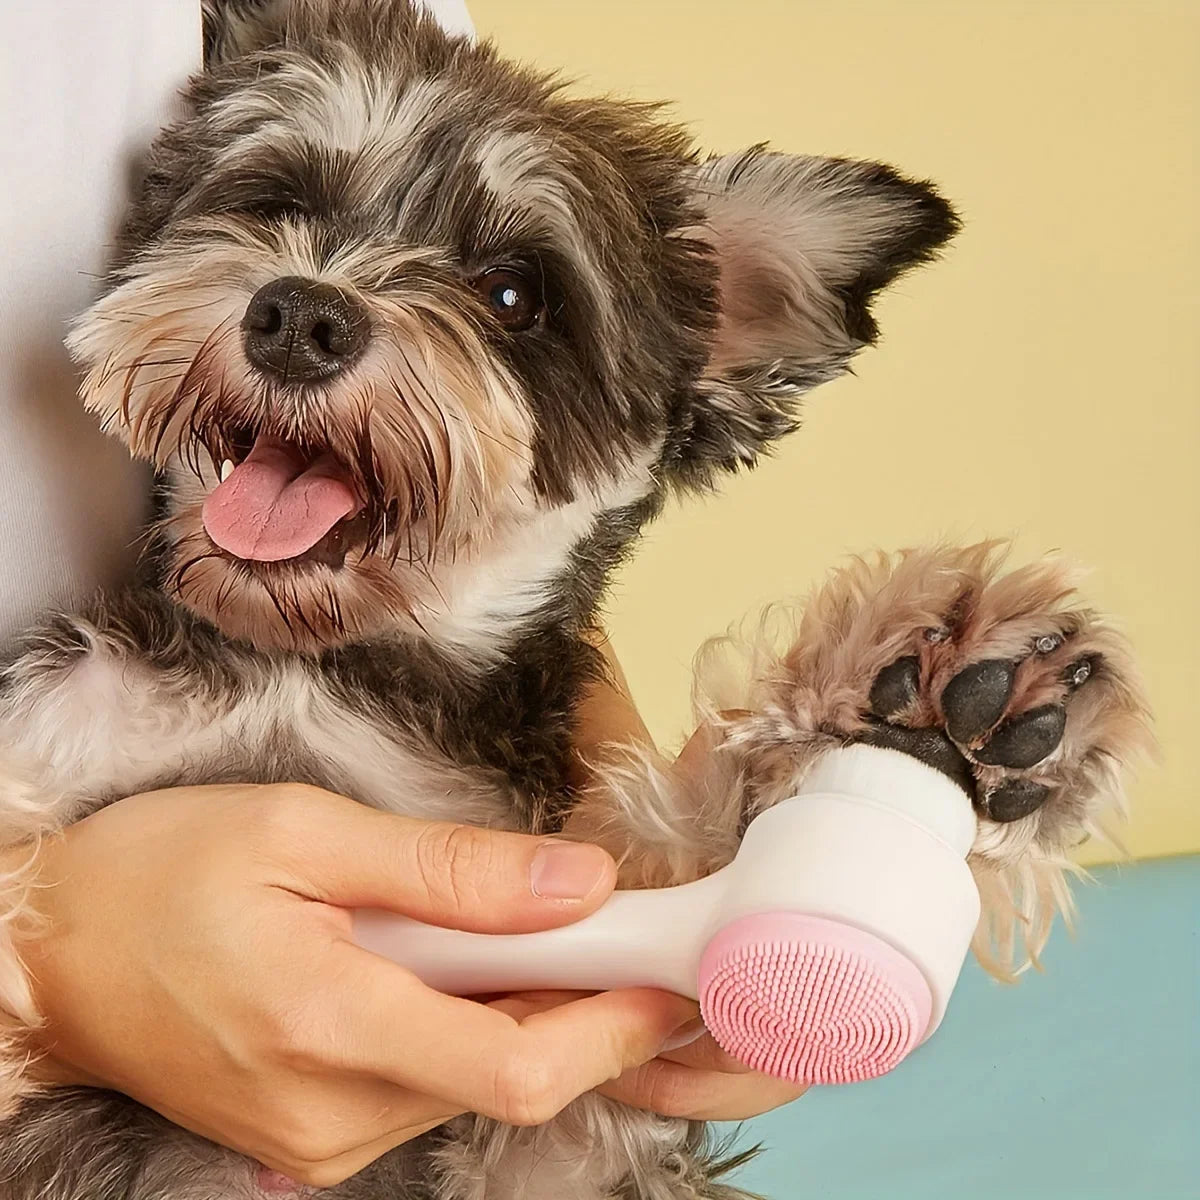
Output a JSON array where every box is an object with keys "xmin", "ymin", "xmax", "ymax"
[{"xmin": 202, "ymin": 437, "xmax": 359, "ymax": 562}]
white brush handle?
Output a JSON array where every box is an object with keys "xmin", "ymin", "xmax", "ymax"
[{"xmin": 356, "ymin": 871, "xmax": 725, "ymax": 998}]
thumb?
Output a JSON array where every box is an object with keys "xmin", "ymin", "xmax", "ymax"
[{"xmin": 278, "ymin": 790, "xmax": 618, "ymax": 934}]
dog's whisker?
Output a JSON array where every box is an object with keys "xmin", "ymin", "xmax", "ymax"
[
  {"xmin": 445, "ymin": 409, "xmax": 533, "ymax": 456},
  {"xmin": 172, "ymin": 549, "xmax": 223, "ymax": 595},
  {"xmin": 108, "ymin": 356, "xmax": 193, "ymax": 371}
]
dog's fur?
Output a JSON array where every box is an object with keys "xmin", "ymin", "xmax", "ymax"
[{"xmin": 0, "ymin": 3, "xmax": 1151, "ymax": 1197}]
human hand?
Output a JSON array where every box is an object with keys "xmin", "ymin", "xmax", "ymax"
[{"xmin": 12, "ymin": 784, "xmax": 699, "ymax": 1186}]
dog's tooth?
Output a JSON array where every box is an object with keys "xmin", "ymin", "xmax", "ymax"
[{"xmin": 220, "ymin": 459, "xmax": 235, "ymax": 482}]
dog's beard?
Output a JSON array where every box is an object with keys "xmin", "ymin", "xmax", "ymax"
[{"xmin": 69, "ymin": 218, "xmax": 541, "ymax": 652}]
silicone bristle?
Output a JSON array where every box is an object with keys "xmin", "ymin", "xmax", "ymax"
[{"xmin": 698, "ymin": 913, "xmax": 932, "ymax": 1085}]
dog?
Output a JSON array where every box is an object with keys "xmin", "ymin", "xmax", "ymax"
[{"xmin": 0, "ymin": 2, "xmax": 1151, "ymax": 1197}]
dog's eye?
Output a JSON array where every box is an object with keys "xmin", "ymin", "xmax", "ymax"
[{"xmin": 472, "ymin": 268, "xmax": 542, "ymax": 332}]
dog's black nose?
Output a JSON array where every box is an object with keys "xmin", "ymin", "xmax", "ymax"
[{"xmin": 242, "ymin": 277, "xmax": 369, "ymax": 383}]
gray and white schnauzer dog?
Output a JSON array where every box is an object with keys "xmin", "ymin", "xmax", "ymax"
[{"xmin": 0, "ymin": 1, "xmax": 1152, "ymax": 1197}]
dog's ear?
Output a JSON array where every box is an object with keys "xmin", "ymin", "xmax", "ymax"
[{"xmin": 670, "ymin": 149, "xmax": 959, "ymax": 483}]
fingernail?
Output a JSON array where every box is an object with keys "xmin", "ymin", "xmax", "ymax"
[
  {"xmin": 530, "ymin": 841, "xmax": 610, "ymax": 901},
  {"xmin": 661, "ymin": 1017, "xmax": 708, "ymax": 1053}
]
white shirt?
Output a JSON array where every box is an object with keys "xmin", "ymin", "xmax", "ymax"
[{"xmin": 0, "ymin": 0, "xmax": 474, "ymax": 648}]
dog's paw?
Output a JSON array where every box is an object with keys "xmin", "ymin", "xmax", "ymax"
[
  {"xmin": 861, "ymin": 617, "xmax": 1112, "ymax": 829},
  {"xmin": 742, "ymin": 544, "xmax": 1153, "ymax": 869}
]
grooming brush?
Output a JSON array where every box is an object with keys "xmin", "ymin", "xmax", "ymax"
[{"xmin": 355, "ymin": 745, "xmax": 980, "ymax": 1085}]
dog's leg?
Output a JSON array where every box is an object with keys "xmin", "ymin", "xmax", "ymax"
[{"xmin": 585, "ymin": 543, "xmax": 1152, "ymax": 975}]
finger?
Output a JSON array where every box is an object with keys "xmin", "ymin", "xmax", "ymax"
[
  {"xmin": 277, "ymin": 794, "xmax": 617, "ymax": 933},
  {"xmin": 657, "ymin": 1032, "xmax": 754, "ymax": 1072},
  {"xmin": 671, "ymin": 721, "xmax": 725, "ymax": 787},
  {"xmin": 597, "ymin": 1059, "xmax": 807, "ymax": 1121},
  {"xmin": 485, "ymin": 990, "xmax": 600, "ymax": 1017},
  {"xmin": 668, "ymin": 710, "xmax": 752, "ymax": 793},
  {"xmin": 333, "ymin": 953, "xmax": 699, "ymax": 1123}
]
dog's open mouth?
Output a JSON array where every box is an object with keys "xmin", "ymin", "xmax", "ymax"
[{"xmin": 201, "ymin": 433, "xmax": 368, "ymax": 569}]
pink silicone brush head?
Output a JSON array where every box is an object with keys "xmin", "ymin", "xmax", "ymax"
[{"xmin": 698, "ymin": 912, "xmax": 933, "ymax": 1085}]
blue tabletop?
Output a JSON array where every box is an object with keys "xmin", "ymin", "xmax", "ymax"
[{"xmin": 728, "ymin": 855, "xmax": 1200, "ymax": 1200}]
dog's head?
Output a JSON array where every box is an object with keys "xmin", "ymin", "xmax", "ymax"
[{"xmin": 68, "ymin": 0, "xmax": 958, "ymax": 657}]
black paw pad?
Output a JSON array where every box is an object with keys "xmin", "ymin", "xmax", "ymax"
[
  {"xmin": 859, "ymin": 721, "xmax": 976, "ymax": 796},
  {"xmin": 869, "ymin": 657, "xmax": 921, "ymax": 719},
  {"xmin": 973, "ymin": 704, "xmax": 1067, "ymax": 769},
  {"xmin": 940, "ymin": 659, "xmax": 1016, "ymax": 744},
  {"xmin": 979, "ymin": 779, "xmax": 1051, "ymax": 823}
]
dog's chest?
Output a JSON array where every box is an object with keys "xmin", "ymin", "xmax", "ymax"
[
  {"xmin": 221, "ymin": 663, "xmax": 525, "ymax": 828},
  {"xmin": 8, "ymin": 642, "xmax": 526, "ymax": 832}
]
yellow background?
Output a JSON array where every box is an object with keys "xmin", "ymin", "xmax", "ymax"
[{"xmin": 470, "ymin": 0, "xmax": 1199, "ymax": 863}]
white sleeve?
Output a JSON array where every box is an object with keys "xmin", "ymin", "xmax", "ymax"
[{"xmin": 0, "ymin": 2, "xmax": 202, "ymax": 645}]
